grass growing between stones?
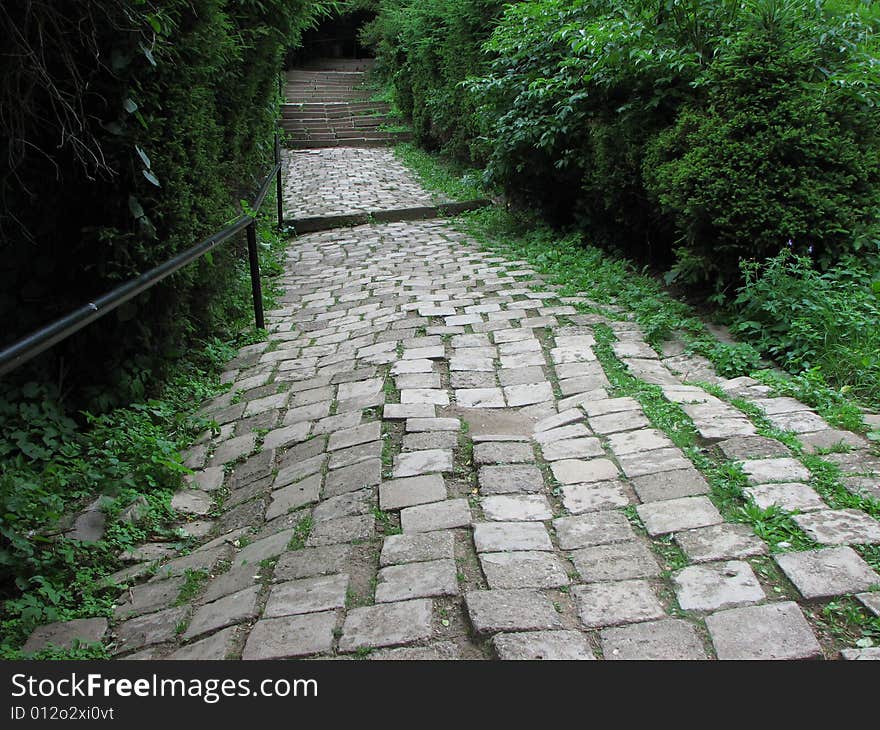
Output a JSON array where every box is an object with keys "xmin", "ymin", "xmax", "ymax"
[
  {"xmin": 819, "ymin": 598, "xmax": 880, "ymax": 649},
  {"xmin": 288, "ymin": 516, "xmax": 312, "ymax": 551},
  {"xmin": 174, "ymin": 569, "xmax": 210, "ymax": 606}
]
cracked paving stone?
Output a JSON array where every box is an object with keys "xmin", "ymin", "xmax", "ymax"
[
  {"xmin": 561, "ymin": 481, "xmax": 630, "ymax": 513},
  {"xmin": 673, "ymin": 561, "xmax": 765, "ymax": 611},
  {"xmin": 572, "ymin": 580, "xmax": 666, "ymax": 628},
  {"xmin": 553, "ymin": 511, "xmax": 634, "ymax": 549},
  {"xmin": 792, "ymin": 509, "xmax": 880, "ymax": 545},
  {"xmin": 375, "ymin": 559, "xmax": 458, "ymax": 602},
  {"xmin": 339, "ymin": 598, "xmax": 434, "ymax": 652},
  {"xmin": 481, "ymin": 494, "xmax": 553, "ymax": 522},
  {"xmin": 636, "ymin": 496, "xmax": 723, "ymax": 536},
  {"xmin": 705, "ymin": 601, "xmax": 821, "ymax": 660},
  {"xmin": 570, "ymin": 541, "xmax": 660, "ymax": 582},
  {"xmin": 674, "ymin": 523, "xmax": 767, "ymax": 563},
  {"xmin": 328, "ymin": 441, "xmax": 381, "ymax": 470},
  {"xmin": 550, "ymin": 458, "xmax": 619, "ymax": 485},
  {"xmin": 775, "ymin": 546, "xmax": 880, "ymax": 599},
  {"xmin": 306, "ymin": 514, "xmax": 374, "ymax": 547},
  {"xmin": 630, "ymin": 468, "xmax": 709, "ymax": 503},
  {"xmin": 465, "ymin": 589, "xmax": 563, "ymax": 635},
  {"xmin": 393, "ymin": 449, "xmax": 454, "ymax": 477},
  {"xmin": 264, "ymin": 574, "xmax": 349, "ymax": 617},
  {"xmin": 182, "ymin": 585, "xmax": 261, "ymax": 641},
  {"xmin": 242, "ymin": 612, "xmax": 336, "ymax": 660},
  {"xmin": 380, "ymin": 531, "xmax": 455, "ymax": 566},
  {"xmin": 401, "ymin": 498, "xmax": 471, "ymax": 533},
  {"xmin": 493, "ymin": 630, "xmax": 595, "ymax": 660},
  {"xmin": 601, "ymin": 619, "xmax": 708, "ymax": 660},
  {"xmin": 478, "ymin": 464, "xmax": 544, "ymax": 494},
  {"xmin": 472, "ymin": 522, "xmax": 553, "ymax": 553},
  {"xmin": 379, "ymin": 474, "xmax": 447, "ymax": 511},
  {"xmin": 480, "ymin": 551, "xmax": 569, "ymax": 589}
]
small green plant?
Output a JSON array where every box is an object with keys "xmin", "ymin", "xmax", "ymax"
[{"xmin": 288, "ymin": 516, "xmax": 313, "ymax": 551}]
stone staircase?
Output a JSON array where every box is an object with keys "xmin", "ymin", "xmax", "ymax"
[{"xmin": 281, "ymin": 60, "xmax": 412, "ymax": 149}]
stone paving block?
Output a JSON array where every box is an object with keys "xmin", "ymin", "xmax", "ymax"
[
  {"xmin": 541, "ymin": 437, "xmax": 604, "ymax": 461},
  {"xmin": 533, "ymin": 423, "xmax": 591, "ymax": 444},
  {"xmin": 775, "ymin": 546, "xmax": 880, "ymax": 599},
  {"xmin": 636, "ymin": 496, "xmax": 723, "ymax": 536},
  {"xmin": 465, "ymin": 589, "xmax": 563, "ymax": 635},
  {"xmin": 323, "ymin": 458, "xmax": 381, "ymax": 498},
  {"xmin": 572, "ymin": 580, "xmax": 666, "ymax": 628},
  {"xmin": 504, "ymin": 382, "xmax": 554, "ymax": 407},
  {"xmin": 264, "ymin": 574, "xmax": 349, "ymax": 617},
  {"xmin": 393, "ymin": 449, "xmax": 454, "ymax": 477},
  {"xmin": 582, "ymin": 397, "xmax": 641, "ymax": 418},
  {"xmin": 673, "ymin": 561, "xmax": 765, "ymax": 611},
  {"xmin": 328, "ymin": 441, "xmax": 381, "ymax": 470},
  {"xmin": 630, "ymin": 468, "xmax": 710, "ymax": 503},
  {"xmin": 185, "ymin": 466, "xmax": 225, "ymax": 492},
  {"xmin": 474, "ymin": 442, "xmax": 534, "ymax": 465},
  {"xmin": 263, "ymin": 422, "xmax": 311, "ymax": 451},
  {"xmin": 275, "ymin": 453, "xmax": 327, "ymax": 488},
  {"xmin": 493, "ymin": 630, "xmax": 595, "ymax": 660},
  {"xmin": 169, "ymin": 625, "xmax": 238, "ymax": 660},
  {"xmin": 23, "ymin": 617, "xmax": 108, "ymax": 654},
  {"xmin": 311, "ymin": 411, "xmax": 363, "ymax": 436},
  {"xmin": 401, "ymin": 499, "xmax": 471, "ymax": 533},
  {"xmin": 561, "ymin": 481, "xmax": 631, "ymax": 513},
  {"xmin": 793, "ymin": 509, "xmax": 880, "ymax": 545},
  {"xmin": 368, "ymin": 641, "xmax": 463, "ymax": 660},
  {"xmin": 717, "ymin": 435, "xmax": 792, "ymax": 461},
  {"xmin": 383, "ymin": 403, "xmax": 436, "ymax": 420},
  {"xmin": 675, "ymin": 523, "xmax": 767, "ymax": 563},
  {"xmin": 478, "ymin": 464, "xmax": 544, "ymax": 494},
  {"xmin": 570, "ymin": 541, "xmax": 660, "ymax": 582},
  {"xmin": 482, "ymin": 494, "xmax": 553, "ymax": 522},
  {"xmin": 799, "ymin": 429, "xmax": 870, "ymax": 454},
  {"xmin": 553, "ymin": 511, "xmax": 634, "ymax": 550},
  {"xmin": 327, "ymin": 421, "xmax": 381, "ymax": 452},
  {"xmin": 601, "ymin": 619, "xmax": 708, "ymax": 660},
  {"xmin": 339, "ymin": 598, "xmax": 434, "ymax": 652},
  {"xmin": 551, "ymin": 458, "xmax": 620, "ymax": 485},
  {"xmin": 617, "ymin": 448, "xmax": 692, "ymax": 478},
  {"xmin": 379, "ymin": 474, "xmax": 447, "ymax": 511},
  {"xmin": 201, "ymin": 564, "xmax": 262, "ymax": 604},
  {"xmin": 473, "ymin": 522, "xmax": 553, "ymax": 553},
  {"xmin": 402, "ymin": 431, "xmax": 459, "ymax": 451},
  {"xmin": 306, "ymin": 514, "xmax": 374, "ymax": 547},
  {"xmin": 607, "ymin": 429, "xmax": 673, "ymax": 456},
  {"xmin": 312, "ymin": 489, "xmax": 373, "ymax": 523},
  {"xmin": 766, "ymin": 410, "xmax": 829, "ymax": 434},
  {"xmin": 400, "ymin": 388, "xmax": 450, "ymax": 406},
  {"xmin": 499, "ymin": 366, "xmax": 546, "ymax": 386},
  {"xmin": 284, "ymin": 401, "xmax": 332, "ymax": 426},
  {"xmin": 375, "ymin": 559, "xmax": 459, "ymax": 602},
  {"xmin": 501, "ymin": 352, "xmax": 546, "ymax": 369},
  {"xmin": 208, "ymin": 433, "xmax": 257, "ymax": 466},
  {"xmin": 533, "ymin": 408, "xmax": 584, "ymax": 433},
  {"xmin": 406, "ymin": 417, "xmax": 460, "ymax": 432},
  {"xmin": 274, "ymin": 544, "xmax": 351, "ymax": 581},
  {"xmin": 266, "ymin": 474, "xmax": 321, "ymax": 520},
  {"xmin": 242, "ymin": 612, "xmax": 336, "ymax": 660},
  {"xmin": 183, "ymin": 585, "xmax": 261, "ymax": 640},
  {"xmin": 706, "ymin": 601, "xmax": 822, "ymax": 660},
  {"xmin": 456, "ymin": 388, "xmax": 506, "ymax": 408},
  {"xmin": 857, "ymin": 592, "xmax": 880, "ymax": 616},
  {"xmin": 391, "ymin": 359, "xmax": 434, "ymax": 375},
  {"xmin": 744, "ymin": 482, "xmax": 826, "ymax": 513},
  {"xmin": 233, "ymin": 529, "xmax": 294, "ymax": 567},
  {"xmin": 114, "ymin": 577, "xmax": 184, "ymax": 620},
  {"xmin": 589, "ymin": 410, "xmax": 650, "ymax": 435},
  {"xmin": 840, "ymin": 647, "xmax": 880, "ymax": 660},
  {"xmin": 380, "ymin": 531, "xmax": 455, "ymax": 566},
  {"xmin": 740, "ymin": 458, "xmax": 811, "ymax": 485},
  {"xmin": 480, "ymin": 551, "xmax": 569, "ymax": 589},
  {"xmin": 114, "ymin": 605, "xmax": 190, "ymax": 654}
]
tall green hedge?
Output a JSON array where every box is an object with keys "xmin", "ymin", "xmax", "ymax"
[{"xmin": 0, "ymin": 0, "xmax": 326, "ymax": 408}]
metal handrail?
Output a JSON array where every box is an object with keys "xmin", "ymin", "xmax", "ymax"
[{"xmin": 0, "ymin": 132, "xmax": 285, "ymax": 378}]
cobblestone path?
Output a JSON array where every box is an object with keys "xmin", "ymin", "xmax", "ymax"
[{"xmin": 25, "ymin": 146, "xmax": 880, "ymax": 663}]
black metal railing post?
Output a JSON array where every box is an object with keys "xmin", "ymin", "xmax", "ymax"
[
  {"xmin": 275, "ymin": 130, "xmax": 284, "ymax": 230},
  {"xmin": 246, "ymin": 221, "xmax": 265, "ymax": 330}
]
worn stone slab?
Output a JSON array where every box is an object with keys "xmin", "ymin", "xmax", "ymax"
[
  {"xmin": 570, "ymin": 541, "xmax": 660, "ymax": 582},
  {"xmin": 472, "ymin": 522, "xmax": 553, "ymax": 553},
  {"xmin": 631, "ymin": 468, "xmax": 710, "ymax": 503},
  {"xmin": 339, "ymin": 598, "xmax": 434, "ymax": 652},
  {"xmin": 114, "ymin": 605, "xmax": 189, "ymax": 654},
  {"xmin": 274, "ymin": 544, "xmax": 351, "ymax": 581},
  {"xmin": 799, "ymin": 429, "xmax": 870, "ymax": 454},
  {"xmin": 553, "ymin": 511, "xmax": 634, "ymax": 550},
  {"xmin": 504, "ymin": 382, "xmax": 554, "ymax": 407},
  {"xmin": 380, "ymin": 531, "xmax": 455, "ymax": 566},
  {"xmin": 465, "ymin": 589, "xmax": 563, "ymax": 635},
  {"xmin": 201, "ymin": 564, "xmax": 261, "ymax": 604},
  {"xmin": 183, "ymin": 585, "xmax": 261, "ymax": 640},
  {"xmin": 379, "ymin": 474, "xmax": 447, "ymax": 511},
  {"xmin": 275, "ymin": 453, "xmax": 327, "ymax": 488},
  {"xmin": 582, "ymin": 397, "xmax": 641, "ymax": 418},
  {"xmin": 185, "ymin": 467, "xmax": 225, "ymax": 493},
  {"xmin": 792, "ymin": 509, "xmax": 880, "ymax": 545},
  {"xmin": 263, "ymin": 422, "xmax": 311, "ymax": 451},
  {"xmin": 841, "ymin": 647, "xmax": 880, "ymax": 660},
  {"xmin": 617, "ymin": 448, "xmax": 692, "ymax": 478},
  {"xmin": 456, "ymin": 388, "xmax": 506, "ymax": 408},
  {"xmin": 400, "ymin": 388, "xmax": 450, "ymax": 406},
  {"xmin": 481, "ymin": 494, "xmax": 553, "ymax": 522},
  {"xmin": 393, "ymin": 449, "xmax": 454, "ymax": 477},
  {"xmin": 675, "ymin": 523, "xmax": 767, "ymax": 563},
  {"xmin": 478, "ymin": 464, "xmax": 544, "ymax": 495},
  {"xmin": 242, "ymin": 612, "xmax": 336, "ymax": 660},
  {"xmin": 375, "ymin": 559, "xmax": 458, "ymax": 602},
  {"xmin": 744, "ymin": 482, "xmax": 825, "ymax": 512},
  {"xmin": 636, "ymin": 496, "xmax": 723, "ymax": 536},
  {"xmin": 601, "ymin": 619, "xmax": 708, "ymax": 660},
  {"xmin": 328, "ymin": 440, "xmax": 381, "ymax": 470},
  {"xmin": 541, "ymin": 437, "xmax": 604, "ymax": 461},
  {"xmin": 264, "ymin": 574, "xmax": 349, "ymax": 617},
  {"xmin": 493, "ymin": 630, "xmax": 595, "ymax": 660},
  {"xmin": 323, "ymin": 458, "xmax": 380, "ymax": 498},
  {"xmin": 327, "ymin": 422, "xmax": 381, "ymax": 452},
  {"xmin": 561, "ymin": 481, "xmax": 631, "ymax": 514},
  {"xmin": 402, "ymin": 431, "xmax": 459, "ymax": 451},
  {"xmin": 550, "ymin": 458, "xmax": 619, "ymax": 485},
  {"xmin": 406, "ymin": 417, "xmax": 460, "ymax": 432},
  {"xmin": 775, "ymin": 546, "xmax": 879, "ymax": 600},
  {"xmin": 114, "ymin": 577, "xmax": 185, "ymax": 620},
  {"xmin": 233, "ymin": 529, "xmax": 294, "ymax": 567},
  {"xmin": 533, "ymin": 423, "xmax": 591, "ymax": 444},
  {"xmin": 480, "ymin": 551, "xmax": 569, "ymax": 589},
  {"xmin": 151, "ymin": 544, "xmax": 230, "ymax": 581},
  {"xmin": 266, "ymin": 474, "xmax": 321, "ymax": 520},
  {"xmin": 706, "ymin": 601, "xmax": 822, "ymax": 660},
  {"xmin": 673, "ymin": 561, "xmax": 764, "ymax": 611},
  {"xmin": 368, "ymin": 641, "xmax": 462, "ymax": 660},
  {"xmin": 740, "ymin": 458, "xmax": 811, "ymax": 484},
  {"xmin": 573, "ymin": 580, "xmax": 666, "ymax": 628},
  {"xmin": 306, "ymin": 514, "xmax": 374, "ymax": 547},
  {"xmin": 474, "ymin": 442, "xmax": 535, "ymax": 465},
  {"xmin": 590, "ymin": 411, "xmax": 651, "ymax": 435},
  {"xmin": 857, "ymin": 592, "xmax": 880, "ymax": 616},
  {"xmin": 208, "ymin": 433, "xmax": 257, "ymax": 466},
  {"xmin": 168, "ymin": 625, "xmax": 237, "ymax": 660},
  {"xmin": 171, "ymin": 489, "xmax": 213, "ymax": 517},
  {"xmin": 383, "ymin": 403, "xmax": 435, "ymax": 420},
  {"xmin": 717, "ymin": 435, "xmax": 791, "ymax": 461},
  {"xmin": 23, "ymin": 617, "xmax": 108, "ymax": 654},
  {"xmin": 401, "ymin": 499, "xmax": 471, "ymax": 533}
]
